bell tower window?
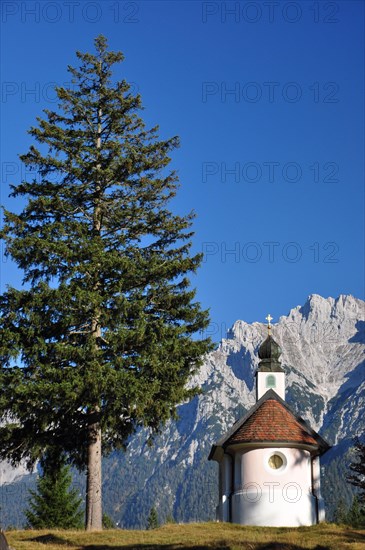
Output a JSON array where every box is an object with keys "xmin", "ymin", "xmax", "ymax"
[{"xmin": 266, "ymin": 374, "xmax": 276, "ymax": 388}]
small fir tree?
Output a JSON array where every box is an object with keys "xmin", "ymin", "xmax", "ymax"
[
  {"xmin": 347, "ymin": 437, "xmax": 365, "ymax": 504},
  {"xmin": 333, "ymin": 497, "xmax": 348, "ymax": 524},
  {"xmin": 346, "ymin": 495, "xmax": 365, "ymax": 528},
  {"xmin": 165, "ymin": 513, "xmax": 176, "ymax": 524},
  {"xmin": 25, "ymin": 454, "xmax": 83, "ymax": 529},
  {"xmin": 147, "ymin": 506, "xmax": 159, "ymax": 530},
  {"xmin": 102, "ymin": 513, "xmax": 115, "ymax": 529}
]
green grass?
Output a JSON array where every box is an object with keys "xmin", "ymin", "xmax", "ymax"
[{"xmin": 5, "ymin": 522, "xmax": 365, "ymax": 550}]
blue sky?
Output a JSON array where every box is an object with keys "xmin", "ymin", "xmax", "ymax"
[{"xmin": 0, "ymin": 1, "xmax": 364, "ymax": 343}]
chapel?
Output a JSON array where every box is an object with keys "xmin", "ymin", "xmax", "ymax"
[{"xmin": 208, "ymin": 316, "xmax": 330, "ymax": 527}]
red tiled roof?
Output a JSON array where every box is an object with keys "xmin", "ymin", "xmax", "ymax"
[{"xmin": 226, "ymin": 398, "xmax": 317, "ymax": 446}]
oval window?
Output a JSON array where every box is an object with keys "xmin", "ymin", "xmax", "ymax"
[{"xmin": 268, "ymin": 454, "xmax": 283, "ymax": 469}]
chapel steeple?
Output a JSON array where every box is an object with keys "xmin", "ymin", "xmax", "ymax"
[{"xmin": 256, "ymin": 315, "xmax": 285, "ymax": 401}]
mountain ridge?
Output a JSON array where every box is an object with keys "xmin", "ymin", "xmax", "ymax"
[{"xmin": 0, "ymin": 293, "xmax": 364, "ymax": 528}]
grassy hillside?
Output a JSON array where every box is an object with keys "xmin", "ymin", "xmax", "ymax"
[{"xmin": 5, "ymin": 522, "xmax": 365, "ymax": 550}]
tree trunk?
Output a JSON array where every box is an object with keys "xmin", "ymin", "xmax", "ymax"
[
  {"xmin": 85, "ymin": 76, "xmax": 104, "ymax": 532},
  {"xmin": 85, "ymin": 419, "xmax": 102, "ymax": 530}
]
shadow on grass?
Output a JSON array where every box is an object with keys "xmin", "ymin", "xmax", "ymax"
[
  {"xmin": 255, "ymin": 545, "xmax": 331, "ymax": 550},
  {"xmin": 81, "ymin": 536, "xmax": 365, "ymax": 550},
  {"xmin": 28, "ymin": 534, "xmax": 70, "ymax": 545},
  {"xmin": 83, "ymin": 546, "xmax": 230, "ymax": 550},
  {"xmin": 79, "ymin": 543, "xmax": 352, "ymax": 550}
]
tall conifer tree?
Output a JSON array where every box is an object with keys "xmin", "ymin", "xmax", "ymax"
[{"xmin": 0, "ymin": 36, "xmax": 211, "ymax": 530}]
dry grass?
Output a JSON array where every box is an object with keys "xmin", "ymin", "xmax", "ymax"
[{"xmin": 5, "ymin": 522, "xmax": 365, "ymax": 550}]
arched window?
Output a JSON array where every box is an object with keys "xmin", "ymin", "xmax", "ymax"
[{"xmin": 266, "ymin": 374, "xmax": 276, "ymax": 388}]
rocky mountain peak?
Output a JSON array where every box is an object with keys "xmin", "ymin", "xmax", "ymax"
[{"xmin": 1, "ymin": 294, "xmax": 364, "ymax": 528}]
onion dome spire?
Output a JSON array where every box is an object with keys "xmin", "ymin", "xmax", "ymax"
[{"xmin": 257, "ymin": 315, "xmax": 284, "ymax": 372}]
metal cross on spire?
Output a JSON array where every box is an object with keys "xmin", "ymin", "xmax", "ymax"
[{"xmin": 265, "ymin": 314, "xmax": 273, "ymax": 335}]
